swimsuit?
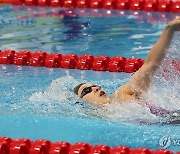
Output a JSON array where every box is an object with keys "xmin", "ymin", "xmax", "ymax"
[
  {"xmin": 146, "ymin": 104, "xmax": 170, "ymax": 116},
  {"xmin": 146, "ymin": 103, "xmax": 180, "ymax": 124}
]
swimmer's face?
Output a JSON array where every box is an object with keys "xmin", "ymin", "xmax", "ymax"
[{"xmin": 77, "ymin": 83, "xmax": 111, "ymax": 106}]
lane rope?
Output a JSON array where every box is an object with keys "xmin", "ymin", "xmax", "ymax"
[
  {"xmin": 0, "ymin": 137, "xmax": 178, "ymax": 154},
  {"xmin": 0, "ymin": 49, "xmax": 145, "ymax": 73},
  {"xmin": 1, "ymin": 49, "xmax": 179, "ymax": 73},
  {"xmin": 0, "ymin": 0, "xmax": 179, "ymax": 13}
]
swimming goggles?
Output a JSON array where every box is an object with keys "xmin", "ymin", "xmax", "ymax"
[{"xmin": 80, "ymin": 85, "xmax": 100, "ymax": 98}]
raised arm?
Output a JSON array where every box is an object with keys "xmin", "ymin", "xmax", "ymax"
[
  {"xmin": 116, "ymin": 17, "xmax": 180, "ymax": 101},
  {"xmin": 144, "ymin": 17, "xmax": 180, "ymax": 67}
]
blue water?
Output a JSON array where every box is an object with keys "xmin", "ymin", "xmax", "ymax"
[{"xmin": 0, "ymin": 5, "xmax": 180, "ymax": 152}]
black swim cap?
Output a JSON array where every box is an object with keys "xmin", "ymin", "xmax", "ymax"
[{"xmin": 74, "ymin": 83, "xmax": 85, "ymax": 95}]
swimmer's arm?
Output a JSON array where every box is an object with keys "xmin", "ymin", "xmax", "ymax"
[
  {"xmin": 118, "ymin": 17, "xmax": 180, "ymax": 99},
  {"xmin": 145, "ymin": 17, "xmax": 180, "ymax": 67}
]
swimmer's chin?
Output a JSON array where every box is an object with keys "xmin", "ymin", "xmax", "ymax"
[
  {"xmin": 96, "ymin": 97, "xmax": 111, "ymax": 106},
  {"xmin": 83, "ymin": 94, "xmax": 111, "ymax": 106}
]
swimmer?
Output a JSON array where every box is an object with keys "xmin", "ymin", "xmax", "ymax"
[{"xmin": 74, "ymin": 17, "xmax": 180, "ymax": 110}]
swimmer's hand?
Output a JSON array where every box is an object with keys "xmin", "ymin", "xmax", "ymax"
[{"xmin": 166, "ymin": 16, "xmax": 180, "ymax": 31}]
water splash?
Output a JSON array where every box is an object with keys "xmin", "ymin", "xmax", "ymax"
[
  {"xmin": 26, "ymin": 72, "xmax": 177, "ymax": 124},
  {"xmin": 144, "ymin": 31, "xmax": 180, "ymax": 112}
]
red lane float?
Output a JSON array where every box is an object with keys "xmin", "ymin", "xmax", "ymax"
[
  {"xmin": 0, "ymin": 50, "xmax": 15, "ymax": 64},
  {"xmin": 0, "ymin": 137, "xmax": 179, "ymax": 154},
  {"xmin": 76, "ymin": 54, "xmax": 94, "ymax": 70},
  {"xmin": 45, "ymin": 53, "xmax": 62, "ymax": 68},
  {"xmin": 0, "ymin": 50, "xmax": 179, "ymax": 73},
  {"xmin": 0, "ymin": 0, "xmax": 179, "ymax": 13},
  {"xmin": 0, "ymin": 49, "xmax": 145, "ymax": 73}
]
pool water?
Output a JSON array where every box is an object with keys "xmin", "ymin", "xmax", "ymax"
[{"xmin": 0, "ymin": 5, "xmax": 180, "ymax": 152}]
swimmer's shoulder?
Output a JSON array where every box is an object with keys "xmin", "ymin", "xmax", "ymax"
[{"xmin": 110, "ymin": 84, "xmax": 135, "ymax": 103}]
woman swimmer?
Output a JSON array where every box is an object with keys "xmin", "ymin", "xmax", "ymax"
[{"xmin": 73, "ymin": 17, "xmax": 180, "ymax": 117}]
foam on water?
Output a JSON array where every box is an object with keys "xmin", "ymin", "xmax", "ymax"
[{"xmin": 28, "ymin": 75, "xmax": 156, "ymax": 123}]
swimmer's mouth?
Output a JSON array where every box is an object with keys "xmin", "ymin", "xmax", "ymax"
[{"xmin": 100, "ymin": 91, "xmax": 106, "ymax": 97}]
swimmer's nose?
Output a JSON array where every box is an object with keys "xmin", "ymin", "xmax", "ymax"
[{"xmin": 93, "ymin": 87, "xmax": 101, "ymax": 92}]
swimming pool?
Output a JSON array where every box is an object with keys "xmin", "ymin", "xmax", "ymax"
[{"xmin": 0, "ymin": 5, "xmax": 180, "ymax": 153}]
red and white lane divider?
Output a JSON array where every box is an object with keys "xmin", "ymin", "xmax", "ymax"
[
  {"xmin": 0, "ymin": 0, "xmax": 180, "ymax": 13},
  {"xmin": 0, "ymin": 137, "xmax": 179, "ymax": 154},
  {"xmin": 0, "ymin": 49, "xmax": 144, "ymax": 73}
]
